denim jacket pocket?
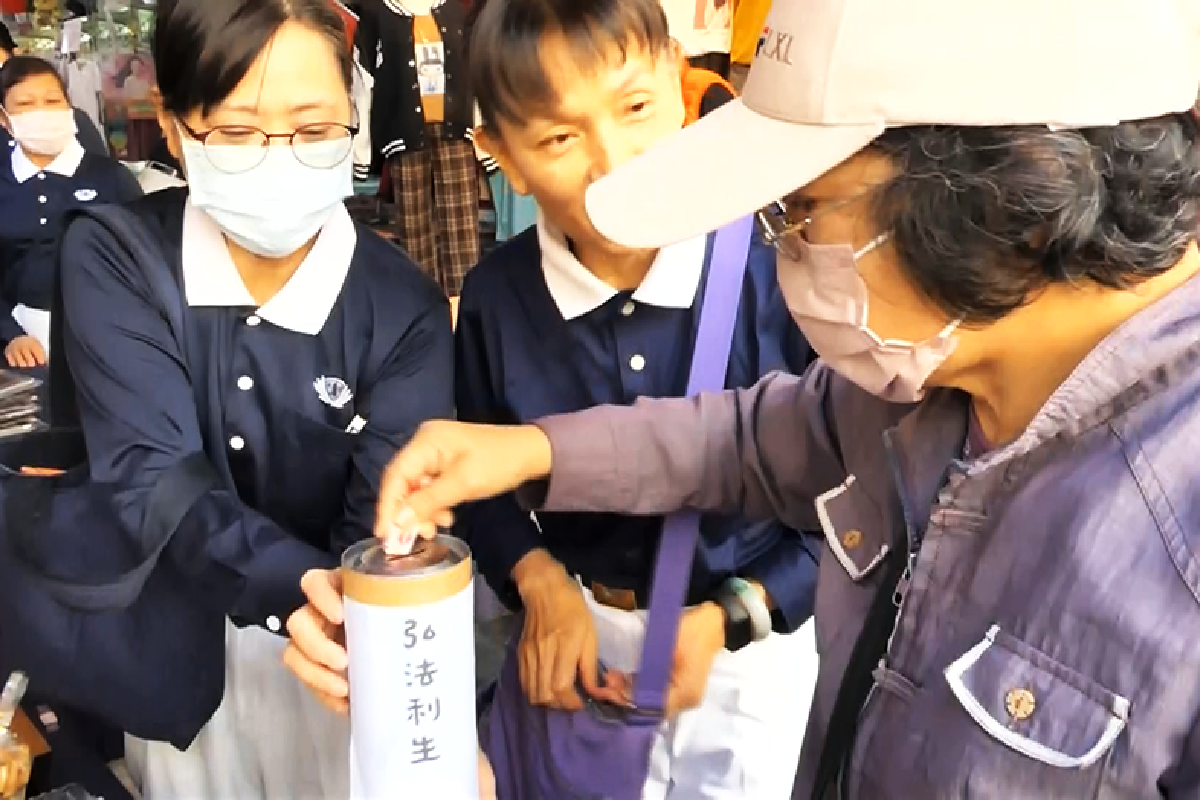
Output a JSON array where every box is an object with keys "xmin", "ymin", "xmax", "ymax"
[
  {"xmin": 944, "ymin": 624, "xmax": 1130, "ymax": 769},
  {"xmin": 814, "ymin": 474, "xmax": 890, "ymax": 581}
]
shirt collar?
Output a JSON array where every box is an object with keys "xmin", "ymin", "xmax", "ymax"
[
  {"xmin": 536, "ymin": 211, "xmax": 709, "ymax": 320},
  {"xmin": 181, "ymin": 199, "xmax": 357, "ymax": 336},
  {"xmin": 10, "ymin": 138, "xmax": 85, "ymax": 183}
]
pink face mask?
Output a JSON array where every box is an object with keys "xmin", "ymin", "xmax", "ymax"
[{"xmin": 776, "ymin": 233, "xmax": 961, "ymax": 403}]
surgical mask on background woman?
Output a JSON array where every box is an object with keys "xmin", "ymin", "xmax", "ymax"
[
  {"xmin": 775, "ymin": 233, "xmax": 961, "ymax": 403},
  {"xmin": 3, "ymin": 107, "xmax": 76, "ymax": 156},
  {"xmin": 179, "ymin": 131, "xmax": 354, "ymax": 259}
]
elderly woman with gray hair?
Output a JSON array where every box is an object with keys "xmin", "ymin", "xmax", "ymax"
[{"xmin": 288, "ymin": 0, "xmax": 1200, "ymax": 796}]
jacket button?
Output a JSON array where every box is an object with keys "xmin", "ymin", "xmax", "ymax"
[
  {"xmin": 1004, "ymin": 687, "xmax": 1036, "ymax": 721},
  {"xmin": 841, "ymin": 530, "xmax": 863, "ymax": 549},
  {"xmin": 266, "ymin": 615, "xmax": 282, "ymax": 633}
]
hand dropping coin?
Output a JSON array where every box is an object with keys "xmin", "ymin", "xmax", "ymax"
[{"xmin": 382, "ymin": 476, "xmax": 434, "ymax": 556}]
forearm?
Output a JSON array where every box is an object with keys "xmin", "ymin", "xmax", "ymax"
[
  {"xmin": 146, "ymin": 482, "xmax": 338, "ymax": 628},
  {"xmin": 523, "ymin": 369, "xmax": 841, "ymax": 533},
  {"xmin": 459, "ymin": 493, "xmax": 547, "ymax": 609}
]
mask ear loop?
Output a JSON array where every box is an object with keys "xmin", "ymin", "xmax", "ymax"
[
  {"xmin": 852, "ymin": 231, "xmax": 963, "ymax": 345},
  {"xmin": 851, "ymin": 232, "xmax": 892, "ymax": 331},
  {"xmin": 853, "ymin": 232, "xmax": 890, "ymax": 260}
]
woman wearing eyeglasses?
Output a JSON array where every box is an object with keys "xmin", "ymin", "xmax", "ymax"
[
  {"xmin": 56, "ymin": 0, "xmax": 454, "ymax": 797},
  {"xmin": 290, "ymin": 0, "xmax": 1200, "ymax": 796}
]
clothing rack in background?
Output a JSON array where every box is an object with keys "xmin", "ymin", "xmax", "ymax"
[{"xmin": 53, "ymin": 51, "xmax": 105, "ymax": 140}]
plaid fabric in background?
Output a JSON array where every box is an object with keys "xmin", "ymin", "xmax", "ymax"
[{"xmin": 388, "ymin": 123, "xmax": 481, "ymax": 297}]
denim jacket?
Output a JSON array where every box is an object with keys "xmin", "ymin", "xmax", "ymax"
[{"xmin": 523, "ymin": 272, "xmax": 1200, "ymax": 798}]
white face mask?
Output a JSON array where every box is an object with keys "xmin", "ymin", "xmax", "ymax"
[
  {"xmin": 179, "ymin": 137, "xmax": 353, "ymax": 258},
  {"xmin": 776, "ymin": 232, "xmax": 962, "ymax": 403},
  {"xmin": 4, "ymin": 108, "xmax": 76, "ymax": 156}
]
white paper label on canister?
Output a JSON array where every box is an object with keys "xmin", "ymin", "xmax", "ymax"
[{"xmin": 345, "ymin": 576, "xmax": 478, "ymax": 800}]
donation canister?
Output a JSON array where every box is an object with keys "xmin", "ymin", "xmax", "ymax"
[{"xmin": 343, "ymin": 535, "xmax": 478, "ymax": 800}]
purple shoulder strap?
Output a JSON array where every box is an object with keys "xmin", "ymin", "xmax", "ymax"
[{"xmin": 632, "ymin": 215, "xmax": 755, "ymax": 712}]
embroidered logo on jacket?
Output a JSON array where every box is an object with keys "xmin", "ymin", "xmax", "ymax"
[
  {"xmin": 74, "ymin": 189, "xmax": 98, "ymax": 202},
  {"xmin": 314, "ymin": 376, "xmax": 353, "ymax": 409}
]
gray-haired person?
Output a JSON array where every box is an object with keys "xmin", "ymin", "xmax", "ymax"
[{"xmin": 291, "ymin": 0, "xmax": 1200, "ymax": 796}]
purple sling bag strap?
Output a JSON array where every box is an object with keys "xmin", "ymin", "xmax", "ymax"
[{"xmin": 484, "ymin": 215, "xmax": 756, "ymax": 800}]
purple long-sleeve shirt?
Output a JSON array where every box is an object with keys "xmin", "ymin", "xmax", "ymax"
[{"xmin": 521, "ymin": 272, "xmax": 1200, "ymax": 798}]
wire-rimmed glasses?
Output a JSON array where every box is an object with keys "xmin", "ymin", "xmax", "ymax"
[
  {"xmin": 178, "ymin": 120, "xmax": 358, "ymax": 174},
  {"xmin": 756, "ymin": 190, "xmax": 878, "ymax": 260},
  {"xmin": 756, "ymin": 201, "xmax": 807, "ymax": 260}
]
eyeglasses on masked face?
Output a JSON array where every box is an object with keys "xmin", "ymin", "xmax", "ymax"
[
  {"xmin": 758, "ymin": 187, "xmax": 888, "ymax": 259},
  {"xmin": 177, "ymin": 119, "xmax": 358, "ymax": 174}
]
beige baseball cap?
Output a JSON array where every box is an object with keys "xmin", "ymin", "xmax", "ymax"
[{"xmin": 585, "ymin": 0, "xmax": 1200, "ymax": 248}]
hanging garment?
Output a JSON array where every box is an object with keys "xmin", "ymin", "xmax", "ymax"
[
  {"xmin": 351, "ymin": 61, "xmax": 374, "ymax": 181},
  {"xmin": 65, "ymin": 59, "xmax": 104, "ymax": 135},
  {"xmin": 388, "ymin": 124, "xmax": 479, "ymax": 296},
  {"xmin": 660, "ymin": 0, "xmax": 733, "ymax": 59}
]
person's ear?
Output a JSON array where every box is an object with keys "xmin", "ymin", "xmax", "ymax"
[
  {"xmin": 664, "ymin": 39, "xmax": 685, "ymax": 83},
  {"xmin": 151, "ymin": 88, "xmax": 184, "ymax": 169},
  {"xmin": 669, "ymin": 37, "xmax": 684, "ymax": 62},
  {"xmin": 475, "ymin": 125, "xmax": 530, "ymax": 196}
]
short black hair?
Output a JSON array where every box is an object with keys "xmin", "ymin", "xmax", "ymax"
[
  {"xmin": 153, "ymin": 0, "xmax": 352, "ymax": 118},
  {"xmin": 869, "ymin": 113, "xmax": 1200, "ymax": 324},
  {"xmin": 0, "ymin": 22, "xmax": 15, "ymax": 56},
  {"xmin": 469, "ymin": 0, "xmax": 673, "ymax": 131},
  {"xmin": 1, "ymin": 55, "xmax": 68, "ymax": 106}
]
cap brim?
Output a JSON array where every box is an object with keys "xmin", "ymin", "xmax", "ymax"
[{"xmin": 585, "ymin": 99, "xmax": 884, "ymax": 249}]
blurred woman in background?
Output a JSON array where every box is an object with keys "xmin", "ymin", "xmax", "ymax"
[
  {"xmin": 0, "ymin": 55, "xmax": 140, "ymax": 369},
  {"xmin": 0, "ymin": 24, "xmax": 110, "ymax": 155}
]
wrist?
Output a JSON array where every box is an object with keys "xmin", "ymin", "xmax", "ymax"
[
  {"xmin": 747, "ymin": 579, "xmax": 774, "ymax": 611},
  {"xmin": 698, "ymin": 600, "xmax": 727, "ymax": 633},
  {"xmin": 713, "ymin": 578, "xmax": 772, "ymax": 652},
  {"xmin": 726, "ymin": 577, "xmax": 773, "ymax": 641},
  {"xmin": 518, "ymin": 425, "xmax": 554, "ymax": 484},
  {"xmin": 511, "ymin": 549, "xmax": 567, "ymax": 598}
]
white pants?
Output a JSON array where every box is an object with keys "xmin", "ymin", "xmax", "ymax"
[
  {"xmin": 126, "ymin": 620, "xmax": 350, "ymax": 799},
  {"xmin": 584, "ymin": 589, "xmax": 817, "ymax": 800}
]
